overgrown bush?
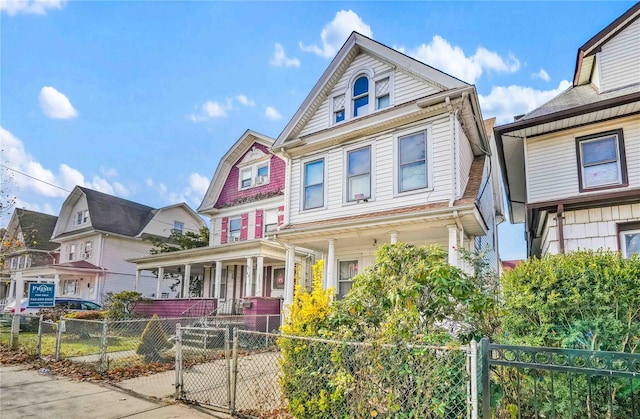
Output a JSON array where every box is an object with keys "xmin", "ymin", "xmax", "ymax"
[
  {"xmin": 136, "ymin": 314, "xmax": 171, "ymax": 363},
  {"xmin": 279, "ymin": 244, "xmax": 497, "ymax": 418},
  {"xmin": 103, "ymin": 291, "xmax": 148, "ymax": 320},
  {"xmin": 495, "ymin": 250, "xmax": 640, "ymax": 418}
]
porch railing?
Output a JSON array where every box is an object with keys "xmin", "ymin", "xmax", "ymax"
[
  {"xmin": 213, "ymin": 299, "xmax": 243, "ymax": 316},
  {"xmin": 180, "ymin": 299, "xmax": 215, "ymax": 318}
]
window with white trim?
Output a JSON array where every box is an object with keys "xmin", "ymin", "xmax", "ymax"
[
  {"xmin": 375, "ymin": 77, "xmax": 390, "ymax": 109},
  {"xmin": 577, "ymin": 129, "xmax": 626, "ymax": 191},
  {"xmin": 619, "ymin": 222, "xmax": 640, "ymax": 259},
  {"xmin": 173, "ymin": 221, "xmax": 184, "ymax": 234},
  {"xmin": 68, "ymin": 244, "xmax": 76, "ymax": 261},
  {"xmin": 264, "ymin": 208, "xmax": 278, "ymax": 234},
  {"xmin": 333, "ymin": 94, "xmax": 345, "ymax": 123},
  {"xmin": 24, "ymin": 255, "xmax": 31, "ymax": 268},
  {"xmin": 229, "ymin": 218, "xmax": 241, "ymax": 242},
  {"xmin": 10, "ymin": 257, "xmax": 18, "ymax": 270},
  {"xmin": 346, "ymin": 146, "xmax": 371, "ymax": 202},
  {"xmin": 338, "ymin": 260, "xmax": 358, "ymax": 299},
  {"xmin": 352, "ymin": 75, "xmax": 369, "ymax": 117},
  {"xmin": 398, "ymin": 131, "xmax": 428, "ymax": 192},
  {"xmin": 220, "ymin": 267, "xmax": 228, "ymax": 300},
  {"xmin": 83, "ymin": 241, "xmax": 93, "ymax": 259},
  {"xmin": 62, "ymin": 279, "xmax": 78, "ymax": 295},
  {"xmin": 75, "ymin": 210, "xmax": 89, "ymax": 226},
  {"xmin": 239, "ymin": 161, "xmax": 270, "ymax": 190},
  {"xmin": 303, "ymin": 159, "xmax": 324, "ymax": 210}
]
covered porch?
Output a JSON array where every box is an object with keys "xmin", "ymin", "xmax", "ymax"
[{"xmin": 128, "ymin": 239, "xmax": 312, "ymax": 318}]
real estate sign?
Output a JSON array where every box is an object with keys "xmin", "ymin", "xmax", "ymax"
[{"xmin": 28, "ymin": 283, "xmax": 55, "ymax": 308}]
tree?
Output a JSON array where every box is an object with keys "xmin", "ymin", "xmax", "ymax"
[
  {"xmin": 136, "ymin": 314, "xmax": 171, "ymax": 363},
  {"xmin": 103, "ymin": 290, "xmax": 148, "ymax": 320}
]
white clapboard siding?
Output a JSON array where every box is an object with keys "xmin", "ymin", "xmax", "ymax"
[
  {"xmin": 599, "ymin": 18, "xmax": 640, "ymax": 92},
  {"xmin": 394, "ymin": 71, "xmax": 440, "ymax": 103},
  {"xmin": 458, "ymin": 125, "xmax": 474, "ymax": 198},
  {"xmin": 290, "ymin": 114, "xmax": 452, "ymax": 226},
  {"xmin": 526, "ymin": 116, "xmax": 639, "ymax": 203}
]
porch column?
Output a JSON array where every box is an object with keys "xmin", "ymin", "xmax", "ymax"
[
  {"xmin": 284, "ymin": 246, "xmax": 296, "ymax": 310},
  {"xmin": 255, "ymin": 256, "xmax": 264, "ymax": 297},
  {"xmin": 134, "ymin": 270, "xmax": 140, "ymax": 292},
  {"xmin": 156, "ymin": 267, "xmax": 164, "ymax": 298},
  {"xmin": 203, "ymin": 265, "xmax": 212, "ymax": 298},
  {"xmin": 183, "ymin": 264, "xmax": 191, "ymax": 298},
  {"xmin": 326, "ymin": 239, "xmax": 336, "ymax": 292},
  {"xmin": 447, "ymin": 225, "xmax": 459, "ymax": 268},
  {"xmin": 389, "ymin": 230, "xmax": 398, "ymax": 244},
  {"xmin": 7, "ymin": 278, "xmax": 15, "ymax": 300},
  {"xmin": 53, "ymin": 274, "xmax": 60, "ymax": 296},
  {"xmin": 245, "ymin": 257, "xmax": 253, "ymax": 297},
  {"xmin": 214, "ymin": 261, "xmax": 222, "ymax": 301}
]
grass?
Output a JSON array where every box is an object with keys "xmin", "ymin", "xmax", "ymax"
[{"xmin": 0, "ymin": 327, "xmax": 137, "ymax": 357}]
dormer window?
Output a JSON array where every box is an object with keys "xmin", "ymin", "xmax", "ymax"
[
  {"xmin": 75, "ymin": 210, "xmax": 89, "ymax": 226},
  {"xmin": 352, "ymin": 75, "xmax": 369, "ymax": 117},
  {"xmin": 237, "ymin": 147, "xmax": 271, "ymax": 190},
  {"xmin": 376, "ymin": 77, "xmax": 390, "ymax": 109},
  {"xmin": 334, "ymin": 94, "xmax": 345, "ymax": 123}
]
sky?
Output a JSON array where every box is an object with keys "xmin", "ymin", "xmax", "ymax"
[{"xmin": 1, "ymin": 0, "xmax": 636, "ymax": 261}]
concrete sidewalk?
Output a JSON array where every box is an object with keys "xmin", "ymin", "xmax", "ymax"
[{"xmin": 0, "ymin": 365, "xmax": 230, "ymax": 418}]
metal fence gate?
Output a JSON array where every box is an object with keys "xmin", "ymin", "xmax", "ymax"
[
  {"xmin": 175, "ymin": 325, "xmax": 232, "ymax": 412},
  {"xmin": 481, "ymin": 338, "xmax": 640, "ymax": 418}
]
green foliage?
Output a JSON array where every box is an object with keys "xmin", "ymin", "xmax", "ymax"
[
  {"xmin": 329, "ymin": 243, "xmax": 496, "ymax": 343},
  {"xmin": 136, "ymin": 314, "xmax": 171, "ymax": 363},
  {"xmin": 103, "ymin": 291, "xmax": 148, "ymax": 320},
  {"xmin": 146, "ymin": 226, "xmax": 209, "ymax": 254},
  {"xmin": 278, "ymin": 244, "xmax": 498, "ymax": 418},
  {"xmin": 501, "ymin": 249, "xmax": 640, "ymax": 352}
]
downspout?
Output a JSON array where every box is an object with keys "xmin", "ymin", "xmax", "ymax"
[
  {"xmin": 448, "ymin": 97, "xmax": 460, "ymax": 207},
  {"xmin": 557, "ymin": 204, "xmax": 565, "ymax": 254},
  {"xmin": 280, "ymin": 147, "xmax": 292, "ymax": 226}
]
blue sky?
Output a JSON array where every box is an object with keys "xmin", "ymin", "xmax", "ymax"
[{"xmin": 1, "ymin": 0, "xmax": 636, "ymax": 261}]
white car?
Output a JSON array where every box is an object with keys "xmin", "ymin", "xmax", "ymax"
[{"xmin": 2, "ymin": 299, "xmax": 38, "ymax": 315}]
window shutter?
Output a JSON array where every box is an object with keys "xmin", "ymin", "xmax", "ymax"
[
  {"xmin": 277, "ymin": 205, "xmax": 285, "ymax": 227},
  {"xmin": 255, "ymin": 209, "xmax": 264, "ymax": 239},
  {"xmin": 220, "ymin": 217, "xmax": 228, "ymax": 244},
  {"xmin": 240, "ymin": 213, "xmax": 249, "ymax": 241}
]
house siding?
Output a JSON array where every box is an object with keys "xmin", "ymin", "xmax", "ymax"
[
  {"xmin": 525, "ymin": 116, "xmax": 639, "ymax": 204},
  {"xmin": 540, "ymin": 202, "xmax": 640, "ymax": 256},
  {"xmin": 141, "ymin": 206, "xmax": 203, "ymax": 237},
  {"xmin": 215, "ymin": 142, "xmax": 286, "ymax": 208},
  {"xmin": 458, "ymin": 123, "xmax": 474, "ymax": 199},
  {"xmin": 599, "ymin": 18, "xmax": 640, "ymax": 92},
  {"xmin": 290, "ymin": 114, "xmax": 453, "ymax": 226}
]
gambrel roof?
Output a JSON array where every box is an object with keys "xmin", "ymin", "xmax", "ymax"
[
  {"xmin": 197, "ymin": 129, "xmax": 278, "ymax": 215},
  {"xmin": 273, "ymin": 31, "xmax": 469, "ymax": 148},
  {"xmin": 4, "ymin": 208, "xmax": 58, "ymax": 251}
]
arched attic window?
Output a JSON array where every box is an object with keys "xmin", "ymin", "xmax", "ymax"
[{"xmin": 352, "ymin": 75, "xmax": 369, "ymax": 117}]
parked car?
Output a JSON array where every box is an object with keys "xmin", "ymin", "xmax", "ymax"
[{"xmin": 2, "ymin": 298, "xmax": 102, "ymax": 315}]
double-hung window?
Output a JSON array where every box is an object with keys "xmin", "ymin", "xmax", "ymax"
[
  {"xmin": 352, "ymin": 76, "xmax": 369, "ymax": 117},
  {"xmin": 338, "ymin": 260, "xmax": 358, "ymax": 299},
  {"xmin": 303, "ymin": 159, "xmax": 324, "ymax": 210},
  {"xmin": 229, "ymin": 218, "xmax": 241, "ymax": 242},
  {"xmin": 173, "ymin": 221, "xmax": 184, "ymax": 234},
  {"xmin": 577, "ymin": 129, "xmax": 626, "ymax": 191},
  {"xmin": 375, "ymin": 77, "xmax": 390, "ymax": 109},
  {"xmin": 619, "ymin": 223, "xmax": 640, "ymax": 259},
  {"xmin": 83, "ymin": 241, "xmax": 93, "ymax": 259},
  {"xmin": 333, "ymin": 94, "xmax": 345, "ymax": 123},
  {"xmin": 240, "ymin": 168, "xmax": 253, "ymax": 188},
  {"xmin": 347, "ymin": 146, "xmax": 371, "ymax": 201},
  {"xmin": 68, "ymin": 244, "xmax": 76, "ymax": 261},
  {"xmin": 264, "ymin": 208, "xmax": 278, "ymax": 234},
  {"xmin": 398, "ymin": 131, "xmax": 428, "ymax": 192}
]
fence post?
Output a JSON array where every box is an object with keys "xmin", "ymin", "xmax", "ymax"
[
  {"xmin": 174, "ymin": 323, "xmax": 182, "ymax": 400},
  {"xmin": 35, "ymin": 315, "xmax": 43, "ymax": 357},
  {"xmin": 55, "ymin": 320, "xmax": 64, "ymax": 360},
  {"xmin": 225, "ymin": 327, "xmax": 232, "ymax": 409},
  {"xmin": 230, "ymin": 327, "xmax": 239, "ymax": 414},
  {"xmin": 470, "ymin": 340, "xmax": 479, "ymax": 419},
  {"xmin": 99, "ymin": 320, "xmax": 108, "ymax": 372},
  {"xmin": 480, "ymin": 337, "xmax": 491, "ymax": 419}
]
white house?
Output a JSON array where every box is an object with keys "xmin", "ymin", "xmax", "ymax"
[
  {"xmin": 494, "ymin": 3, "xmax": 640, "ymax": 258},
  {"xmin": 6, "ymin": 186, "xmax": 206, "ymax": 305},
  {"xmin": 271, "ymin": 32, "xmax": 504, "ymax": 306}
]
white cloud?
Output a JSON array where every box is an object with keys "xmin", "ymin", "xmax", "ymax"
[
  {"xmin": 265, "ymin": 106, "xmax": 282, "ymax": 121},
  {"xmin": 300, "ymin": 10, "xmax": 372, "ymax": 58},
  {"xmin": 533, "ymin": 68, "xmax": 551, "ymax": 82},
  {"xmin": 1, "ymin": 0, "xmax": 65, "ymax": 16},
  {"xmin": 479, "ymin": 80, "xmax": 572, "ymax": 124},
  {"xmin": 188, "ymin": 100, "xmax": 228, "ymax": 122},
  {"xmin": 38, "ymin": 86, "xmax": 78, "ymax": 119},
  {"xmin": 151, "ymin": 172, "xmax": 209, "ymax": 208},
  {"xmin": 401, "ymin": 35, "xmax": 520, "ymax": 84},
  {"xmin": 236, "ymin": 95, "xmax": 256, "ymax": 107},
  {"xmin": 100, "ymin": 167, "xmax": 119, "ymax": 178},
  {"xmin": 270, "ymin": 43, "xmax": 301, "ymax": 68},
  {"xmin": 0, "ymin": 126, "xmax": 129, "ymax": 202}
]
